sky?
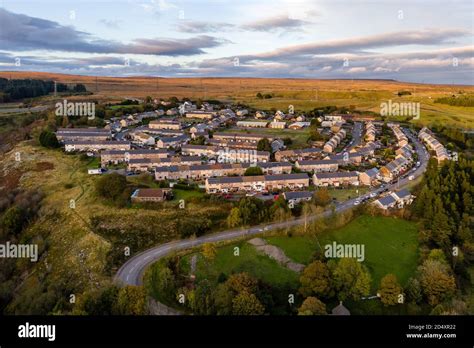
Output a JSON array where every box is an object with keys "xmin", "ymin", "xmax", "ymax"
[{"xmin": 0, "ymin": 0, "xmax": 473, "ymax": 84}]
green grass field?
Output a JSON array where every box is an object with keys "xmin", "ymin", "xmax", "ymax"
[
  {"xmin": 183, "ymin": 242, "xmax": 300, "ymax": 287},
  {"xmin": 180, "ymin": 215, "xmax": 418, "ymax": 295},
  {"xmin": 266, "ymin": 215, "xmax": 419, "ymax": 290},
  {"xmin": 171, "ymin": 188, "xmax": 206, "ymax": 201},
  {"xmin": 327, "ymin": 187, "xmax": 370, "ymax": 202},
  {"xmin": 236, "ymin": 91, "xmax": 474, "ymax": 129}
]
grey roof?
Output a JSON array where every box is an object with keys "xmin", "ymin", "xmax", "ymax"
[
  {"xmin": 159, "ymin": 134, "xmax": 189, "ymax": 143},
  {"xmin": 377, "ymin": 195, "xmax": 396, "ymax": 207},
  {"xmin": 314, "ymin": 171, "xmax": 358, "ymax": 179},
  {"xmin": 332, "ymin": 302, "xmax": 351, "ymax": 315},
  {"xmin": 264, "ymin": 173, "xmax": 309, "ymax": 181},
  {"xmin": 394, "ymin": 189, "xmax": 411, "ymax": 199},
  {"xmin": 65, "ymin": 140, "xmax": 130, "ymax": 145},
  {"xmin": 102, "ymin": 149, "xmax": 169, "ymax": 155},
  {"xmin": 283, "ymin": 191, "xmax": 314, "ymax": 200},
  {"xmin": 207, "ymin": 173, "xmax": 308, "ymax": 185},
  {"xmin": 258, "ymin": 161, "xmax": 292, "ymax": 168},
  {"xmin": 364, "ymin": 167, "xmax": 379, "ymax": 178},
  {"xmin": 298, "ymin": 160, "xmax": 339, "ymax": 166},
  {"xmin": 57, "ymin": 132, "xmax": 109, "ymax": 137},
  {"xmin": 329, "ymin": 153, "xmax": 362, "ymax": 161},
  {"xmin": 57, "ymin": 128, "xmax": 110, "ymax": 133}
]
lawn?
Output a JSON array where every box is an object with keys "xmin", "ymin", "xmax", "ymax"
[
  {"xmin": 326, "ymin": 187, "xmax": 370, "ymax": 202},
  {"xmin": 171, "ymin": 188, "xmax": 206, "ymax": 201},
  {"xmin": 182, "ymin": 242, "xmax": 300, "ymax": 287},
  {"xmin": 266, "ymin": 215, "xmax": 419, "ymax": 290}
]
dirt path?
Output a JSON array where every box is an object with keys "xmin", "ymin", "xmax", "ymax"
[{"xmin": 247, "ymin": 238, "xmax": 305, "ymax": 272}]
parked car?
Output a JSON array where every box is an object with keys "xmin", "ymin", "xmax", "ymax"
[
  {"xmin": 353, "ymin": 200, "xmax": 360, "ymax": 206},
  {"xmin": 408, "ymin": 175, "xmax": 415, "ymax": 181}
]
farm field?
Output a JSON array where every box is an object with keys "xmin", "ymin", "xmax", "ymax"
[{"xmin": 2, "ymin": 72, "xmax": 473, "ymax": 129}]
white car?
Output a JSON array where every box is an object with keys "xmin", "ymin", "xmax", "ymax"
[
  {"xmin": 353, "ymin": 200, "xmax": 361, "ymax": 206},
  {"xmin": 408, "ymin": 175, "xmax": 415, "ymax": 181},
  {"xmin": 369, "ymin": 192, "xmax": 377, "ymax": 198}
]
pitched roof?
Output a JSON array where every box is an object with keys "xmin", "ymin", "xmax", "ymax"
[
  {"xmin": 331, "ymin": 302, "xmax": 350, "ymax": 315},
  {"xmin": 283, "ymin": 191, "xmax": 314, "ymax": 200}
]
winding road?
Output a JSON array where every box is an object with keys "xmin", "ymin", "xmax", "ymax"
[{"xmin": 115, "ymin": 127, "xmax": 429, "ymax": 289}]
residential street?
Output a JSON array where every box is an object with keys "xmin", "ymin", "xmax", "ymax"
[{"xmin": 115, "ymin": 127, "xmax": 429, "ymax": 290}]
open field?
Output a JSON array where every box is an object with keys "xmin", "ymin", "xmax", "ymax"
[
  {"xmin": 2, "ymin": 71, "xmax": 473, "ymax": 129},
  {"xmin": 156, "ymin": 214, "xmax": 418, "ymax": 295},
  {"xmin": 266, "ymin": 215, "xmax": 419, "ymax": 290},
  {"xmin": 182, "ymin": 242, "xmax": 300, "ymax": 287},
  {"xmin": 0, "ymin": 142, "xmax": 232, "ymax": 312}
]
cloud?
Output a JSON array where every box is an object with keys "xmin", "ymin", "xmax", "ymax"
[
  {"xmin": 176, "ymin": 20, "xmax": 235, "ymax": 33},
  {"xmin": 244, "ymin": 28, "xmax": 470, "ymax": 60},
  {"xmin": 0, "ymin": 8, "xmax": 227, "ymax": 56},
  {"xmin": 241, "ymin": 14, "xmax": 310, "ymax": 32},
  {"xmin": 99, "ymin": 19, "xmax": 123, "ymax": 29}
]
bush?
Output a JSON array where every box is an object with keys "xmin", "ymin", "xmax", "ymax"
[
  {"xmin": 95, "ymin": 173, "xmax": 128, "ymax": 202},
  {"xmin": 38, "ymin": 130, "xmax": 60, "ymax": 148},
  {"xmin": 0, "ymin": 206, "xmax": 26, "ymax": 237},
  {"xmin": 244, "ymin": 166, "xmax": 263, "ymax": 176}
]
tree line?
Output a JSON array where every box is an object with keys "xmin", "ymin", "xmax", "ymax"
[{"xmin": 0, "ymin": 78, "xmax": 87, "ymax": 102}]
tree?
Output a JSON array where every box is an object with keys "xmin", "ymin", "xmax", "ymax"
[
  {"xmin": 39, "ymin": 130, "xmax": 60, "ymax": 148},
  {"xmin": 227, "ymin": 207, "xmax": 242, "ymax": 228},
  {"xmin": 244, "ymin": 166, "xmax": 263, "ymax": 176},
  {"xmin": 237, "ymin": 197, "xmax": 267, "ymax": 225},
  {"xmin": 314, "ymin": 188, "xmax": 331, "ymax": 206},
  {"xmin": 299, "ymin": 261, "xmax": 331, "ymax": 298},
  {"xmin": 430, "ymin": 198, "xmax": 452, "ymax": 249},
  {"xmin": 189, "ymin": 279, "xmax": 214, "ymax": 315},
  {"xmin": 298, "ymin": 296, "xmax": 327, "ymax": 315},
  {"xmin": 332, "ymin": 258, "xmax": 371, "ymax": 301},
  {"xmin": 114, "ymin": 286, "xmax": 147, "ymax": 315},
  {"xmin": 213, "ymin": 283, "xmax": 233, "ymax": 315},
  {"xmin": 151, "ymin": 266, "xmax": 176, "ymax": 299},
  {"xmin": 190, "ymin": 135, "xmax": 206, "ymax": 145},
  {"xmin": 78, "ymin": 285, "xmax": 119, "ymax": 315},
  {"xmin": 202, "ymin": 243, "xmax": 217, "ymax": 262},
  {"xmin": 232, "ymin": 291, "xmax": 265, "ymax": 315},
  {"xmin": 177, "ymin": 216, "xmax": 211, "ymax": 238},
  {"xmin": 378, "ymin": 274, "xmax": 402, "ymax": 306},
  {"xmin": 226, "ymin": 273, "xmax": 259, "ymax": 294},
  {"xmin": 95, "ymin": 173, "xmax": 128, "ymax": 201},
  {"xmin": 257, "ymin": 138, "xmax": 271, "ymax": 152},
  {"xmin": 418, "ymin": 259, "xmax": 456, "ymax": 306},
  {"xmin": 405, "ymin": 277, "xmax": 422, "ymax": 303},
  {"xmin": 73, "ymin": 84, "xmax": 87, "ymax": 93}
]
